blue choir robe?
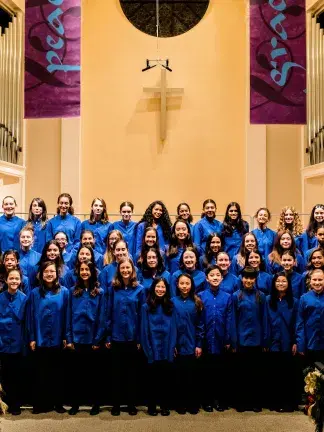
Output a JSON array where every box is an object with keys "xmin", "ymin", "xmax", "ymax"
[
  {"xmin": 29, "ymin": 219, "xmax": 47, "ymax": 254},
  {"xmin": 141, "ymin": 303, "xmax": 177, "ymax": 363},
  {"xmin": 0, "ymin": 215, "xmax": 25, "ymax": 252},
  {"xmin": 18, "ymin": 248, "xmax": 41, "ymax": 277},
  {"xmin": 173, "ymin": 295, "xmax": 204, "ymax": 355},
  {"xmin": 266, "ymin": 296, "xmax": 298, "ymax": 352},
  {"xmin": 199, "ymin": 255, "xmax": 216, "ymax": 270},
  {"xmin": 193, "ymin": 218, "xmax": 223, "ymax": 254},
  {"xmin": 0, "ymin": 276, "xmax": 30, "ymax": 297},
  {"xmin": 46, "ymin": 214, "xmax": 82, "ymax": 251},
  {"xmin": 99, "ymin": 262, "xmax": 138, "ymax": 294},
  {"xmin": 232, "ymin": 288, "xmax": 268, "ymax": 348},
  {"xmin": 252, "ymin": 227, "xmax": 276, "ymax": 259},
  {"xmin": 68, "ymin": 248, "xmax": 104, "ymax": 271},
  {"xmin": 223, "ymin": 223, "xmax": 249, "ymax": 261},
  {"xmin": 81, "ymin": 220, "xmax": 112, "ymax": 255},
  {"xmin": 229, "ymin": 254, "xmax": 245, "ymax": 276},
  {"xmin": 266, "ymin": 253, "xmax": 305, "ymax": 275},
  {"xmin": 170, "ymin": 269, "xmax": 207, "ymax": 297},
  {"xmin": 199, "ymin": 288, "xmax": 233, "ymax": 354},
  {"xmin": 66, "ymin": 287, "xmax": 106, "ymax": 346},
  {"xmin": 300, "ymin": 231, "xmax": 318, "ymax": 257},
  {"xmin": 296, "ymin": 290, "xmax": 324, "ymax": 352},
  {"xmin": 110, "ymin": 220, "xmax": 136, "ymax": 256},
  {"xmin": 106, "ymin": 284, "xmax": 145, "ymax": 343},
  {"xmin": 287, "ymin": 271, "xmax": 305, "ymax": 299},
  {"xmin": 0, "ymin": 290, "xmax": 28, "ymax": 353},
  {"xmin": 137, "ymin": 269, "xmax": 170, "ymax": 295},
  {"xmin": 28, "ymin": 286, "xmax": 70, "ymax": 347},
  {"xmin": 219, "ymin": 272, "xmax": 239, "ymax": 294},
  {"xmin": 255, "ymin": 271, "xmax": 272, "ymax": 295},
  {"xmin": 134, "ymin": 222, "xmax": 170, "ymax": 261},
  {"xmin": 166, "ymin": 248, "xmax": 184, "ymax": 275}
]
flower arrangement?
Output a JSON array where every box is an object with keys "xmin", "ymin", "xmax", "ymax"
[
  {"xmin": 0, "ymin": 384, "xmax": 8, "ymax": 415},
  {"xmin": 304, "ymin": 367, "xmax": 324, "ymax": 428}
]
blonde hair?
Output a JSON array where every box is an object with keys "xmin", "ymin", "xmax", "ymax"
[
  {"xmin": 103, "ymin": 230, "xmax": 123, "ymax": 266},
  {"xmin": 277, "ymin": 206, "xmax": 303, "ymax": 236}
]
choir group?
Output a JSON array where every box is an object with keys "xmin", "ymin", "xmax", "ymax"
[{"xmin": 1, "ymin": 194, "xmax": 324, "ymax": 417}]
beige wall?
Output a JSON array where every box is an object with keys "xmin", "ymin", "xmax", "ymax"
[
  {"xmin": 266, "ymin": 125, "xmax": 302, "ymax": 219},
  {"xmin": 81, "ymin": 0, "xmax": 247, "ymax": 218}
]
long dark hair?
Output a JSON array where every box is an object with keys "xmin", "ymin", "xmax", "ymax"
[
  {"xmin": 269, "ymin": 230, "xmax": 297, "ymax": 265},
  {"xmin": 176, "ymin": 202, "xmax": 193, "ymax": 223},
  {"xmin": 147, "ymin": 277, "xmax": 173, "ymax": 315},
  {"xmin": 223, "ymin": 202, "xmax": 249, "ymax": 236},
  {"xmin": 27, "ymin": 198, "xmax": 48, "ymax": 229},
  {"xmin": 306, "ymin": 204, "xmax": 324, "ymax": 238},
  {"xmin": 73, "ymin": 260, "xmax": 100, "ymax": 297},
  {"xmin": 201, "ymin": 199, "xmax": 217, "ymax": 219},
  {"xmin": 138, "ymin": 201, "xmax": 172, "ymax": 242},
  {"xmin": 179, "ymin": 247, "xmax": 200, "ymax": 271},
  {"xmin": 140, "ymin": 247, "xmax": 165, "ymax": 277},
  {"xmin": 89, "ymin": 197, "xmax": 109, "ymax": 224},
  {"xmin": 1, "ymin": 267, "xmax": 24, "ymax": 293},
  {"xmin": 56, "ymin": 193, "xmax": 74, "ymax": 215},
  {"xmin": 244, "ymin": 249, "xmax": 266, "ymax": 272},
  {"xmin": 74, "ymin": 245, "xmax": 96, "ymax": 274},
  {"xmin": 0, "ymin": 249, "xmax": 20, "ymax": 276},
  {"xmin": 39, "ymin": 240, "xmax": 65, "ymax": 276},
  {"xmin": 307, "ymin": 247, "xmax": 324, "ymax": 270},
  {"xmin": 238, "ymin": 266, "xmax": 262, "ymax": 303},
  {"xmin": 176, "ymin": 273, "xmax": 203, "ymax": 312},
  {"xmin": 137, "ymin": 226, "xmax": 160, "ymax": 266},
  {"xmin": 201, "ymin": 232, "xmax": 223, "ymax": 269},
  {"xmin": 168, "ymin": 219, "xmax": 193, "ymax": 257},
  {"xmin": 39, "ymin": 261, "xmax": 60, "ymax": 297},
  {"xmin": 269, "ymin": 272, "xmax": 294, "ymax": 311}
]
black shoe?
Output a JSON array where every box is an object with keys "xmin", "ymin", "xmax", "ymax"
[
  {"xmin": 203, "ymin": 405, "xmax": 213, "ymax": 412},
  {"xmin": 69, "ymin": 406, "xmax": 79, "ymax": 416},
  {"xmin": 90, "ymin": 405, "xmax": 100, "ymax": 416},
  {"xmin": 32, "ymin": 406, "xmax": 51, "ymax": 414},
  {"xmin": 236, "ymin": 406, "xmax": 246, "ymax": 412},
  {"xmin": 10, "ymin": 407, "xmax": 21, "ymax": 416},
  {"xmin": 148, "ymin": 406, "xmax": 158, "ymax": 416},
  {"xmin": 55, "ymin": 405, "xmax": 66, "ymax": 414},
  {"xmin": 252, "ymin": 407, "xmax": 262, "ymax": 413},
  {"xmin": 215, "ymin": 404, "xmax": 225, "ymax": 412},
  {"xmin": 111, "ymin": 405, "xmax": 120, "ymax": 416},
  {"xmin": 188, "ymin": 407, "xmax": 199, "ymax": 415},
  {"xmin": 161, "ymin": 408, "xmax": 170, "ymax": 416},
  {"xmin": 176, "ymin": 407, "xmax": 186, "ymax": 415},
  {"xmin": 128, "ymin": 405, "xmax": 138, "ymax": 416}
]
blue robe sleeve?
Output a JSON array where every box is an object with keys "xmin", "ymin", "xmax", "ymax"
[
  {"xmin": 27, "ymin": 292, "xmax": 35, "ymax": 343},
  {"xmin": 261, "ymin": 295, "xmax": 268, "ymax": 348},
  {"xmin": 65, "ymin": 289, "xmax": 73, "ymax": 344},
  {"xmin": 170, "ymin": 274, "xmax": 178, "ymax": 298},
  {"xmin": 225, "ymin": 296, "xmax": 233, "ymax": 346},
  {"xmin": 168, "ymin": 310, "xmax": 177, "ymax": 362},
  {"xmin": 105, "ymin": 286, "xmax": 113, "ymax": 343},
  {"xmin": 73, "ymin": 219, "xmax": 82, "ymax": 249},
  {"xmin": 140, "ymin": 304, "xmax": 153, "ymax": 363},
  {"xmin": 296, "ymin": 297, "xmax": 306, "ymax": 353},
  {"xmin": 193, "ymin": 223, "xmax": 202, "ymax": 249},
  {"xmin": 196, "ymin": 311, "xmax": 205, "ymax": 349},
  {"xmin": 134, "ymin": 223, "xmax": 145, "ymax": 262},
  {"xmin": 46, "ymin": 219, "xmax": 54, "ymax": 243},
  {"xmin": 93, "ymin": 292, "xmax": 107, "ymax": 346}
]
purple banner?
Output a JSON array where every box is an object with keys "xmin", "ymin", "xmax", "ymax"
[
  {"xmin": 25, "ymin": 0, "xmax": 80, "ymax": 119},
  {"xmin": 250, "ymin": 0, "xmax": 306, "ymax": 124}
]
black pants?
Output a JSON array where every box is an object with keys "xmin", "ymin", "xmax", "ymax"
[
  {"xmin": 111, "ymin": 341, "xmax": 138, "ymax": 407},
  {"xmin": 68, "ymin": 344, "xmax": 102, "ymax": 407},
  {"xmin": 147, "ymin": 361, "xmax": 172, "ymax": 409},
  {"xmin": 175, "ymin": 355, "xmax": 199, "ymax": 409},
  {"xmin": 33, "ymin": 346, "xmax": 64, "ymax": 409},
  {"xmin": 236, "ymin": 346, "xmax": 263, "ymax": 408},
  {"xmin": 202, "ymin": 352, "xmax": 226, "ymax": 406},
  {"xmin": 0, "ymin": 353, "xmax": 22, "ymax": 409},
  {"xmin": 268, "ymin": 351, "xmax": 296, "ymax": 408}
]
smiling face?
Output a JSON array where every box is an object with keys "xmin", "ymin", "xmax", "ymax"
[
  {"xmin": 183, "ymin": 250, "xmax": 196, "ymax": 270},
  {"xmin": 42, "ymin": 264, "xmax": 57, "ymax": 285},
  {"xmin": 311, "ymin": 251, "xmax": 324, "ymax": 269},
  {"xmin": 210, "ymin": 236, "xmax": 222, "ymax": 253},
  {"xmin": 245, "ymin": 235, "xmax": 256, "ymax": 252},
  {"xmin": 256, "ymin": 209, "xmax": 269, "ymax": 226},
  {"xmin": 216, "ymin": 252, "xmax": 230, "ymax": 272},
  {"xmin": 284, "ymin": 209, "xmax": 294, "ymax": 225},
  {"xmin": 281, "ymin": 254, "xmax": 295, "ymax": 271},
  {"xmin": 178, "ymin": 204, "xmax": 190, "ymax": 221},
  {"xmin": 275, "ymin": 275, "xmax": 289, "ymax": 296},
  {"xmin": 31, "ymin": 200, "xmax": 43, "ymax": 218},
  {"xmin": 58, "ymin": 196, "xmax": 70, "ymax": 216},
  {"xmin": 114, "ymin": 241, "xmax": 128, "ymax": 262},
  {"xmin": 20, "ymin": 230, "xmax": 33, "ymax": 249},
  {"xmin": 228, "ymin": 205, "xmax": 238, "ymax": 221},
  {"xmin": 314, "ymin": 207, "xmax": 324, "ymax": 223},
  {"xmin": 119, "ymin": 261, "xmax": 133, "ymax": 281},
  {"xmin": 310, "ymin": 270, "xmax": 324, "ymax": 293},
  {"xmin": 2, "ymin": 197, "xmax": 16, "ymax": 217},
  {"xmin": 54, "ymin": 232, "xmax": 68, "ymax": 250},
  {"xmin": 6, "ymin": 270, "xmax": 21, "ymax": 293},
  {"xmin": 280, "ymin": 233, "xmax": 292, "ymax": 249},
  {"xmin": 81, "ymin": 232, "xmax": 95, "ymax": 248},
  {"xmin": 108, "ymin": 232, "xmax": 120, "ymax": 249},
  {"xmin": 248, "ymin": 251, "xmax": 261, "ymax": 269},
  {"xmin": 145, "ymin": 230, "xmax": 157, "ymax": 247},
  {"xmin": 207, "ymin": 268, "xmax": 223, "ymax": 288},
  {"xmin": 46, "ymin": 244, "xmax": 60, "ymax": 261},
  {"xmin": 178, "ymin": 275, "xmax": 192, "ymax": 297},
  {"xmin": 152, "ymin": 204, "xmax": 163, "ymax": 220},
  {"xmin": 155, "ymin": 280, "xmax": 167, "ymax": 298},
  {"xmin": 146, "ymin": 250, "xmax": 158, "ymax": 268},
  {"xmin": 92, "ymin": 199, "xmax": 104, "ymax": 217},
  {"xmin": 4, "ymin": 253, "xmax": 18, "ymax": 271},
  {"xmin": 120, "ymin": 205, "xmax": 132, "ymax": 222},
  {"xmin": 78, "ymin": 247, "xmax": 92, "ymax": 263},
  {"xmin": 242, "ymin": 276, "xmax": 256, "ymax": 290},
  {"xmin": 174, "ymin": 221, "xmax": 189, "ymax": 241},
  {"xmin": 79, "ymin": 262, "xmax": 91, "ymax": 282},
  {"xmin": 204, "ymin": 202, "xmax": 216, "ymax": 219},
  {"xmin": 316, "ymin": 227, "xmax": 324, "ymax": 245}
]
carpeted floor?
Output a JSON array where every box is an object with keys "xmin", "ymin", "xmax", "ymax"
[{"xmin": 0, "ymin": 408, "xmax": 317, "ymax": 432}]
